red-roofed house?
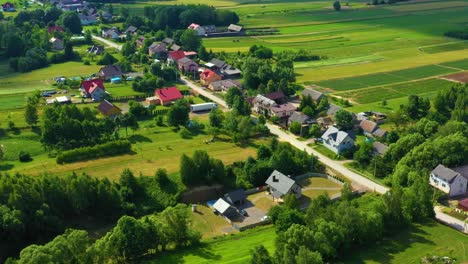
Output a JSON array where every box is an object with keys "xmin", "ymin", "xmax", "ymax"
[
  {"xmin": 155, "ymin": 87, "xmax": 183, "ymax": 105},
  {"xmin": 2, "ymin": 2, "xmax": 15, "ymax": 12},
  {"xmin": 47, "ymin": 26, "xmax": 64, "ymax": 34},
  {"xmin": 80, "ymin": 79, "xmax": 106, "ymax": 101},
  {"xmin": 167, "ymin": 51, "xmax": 186, "ymax": 64},
  {"xmin": 200, "ymin": 69, "xmax": 222, "ymax": 85}
]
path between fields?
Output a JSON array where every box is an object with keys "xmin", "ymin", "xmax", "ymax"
[{"xmin": 92, "ymin": 35, "xmax": 122, "ymax": 51}]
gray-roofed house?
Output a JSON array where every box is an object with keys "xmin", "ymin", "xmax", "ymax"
[
  {"xmin": 212, "ymin": 198, "xmax": 238, "ymax": 217},
  {"xmin": 359, "ymin": 119, "xmax": 387, "ymax": 138},
  {"xmin": 301, "ymin": 88, "xmax": 324, "ymax": 103},
  {"xmin": 123, "ymin": 26, "xmax": 137, "ymax": 35},
  {"xmin": 170, "ymin": 44, "xmax": 182, "ymax": 51},
  {"xmin": 87, "ymin": 45, "xmax": 104, "ymax": 55},
  {"xmin": 202, "ymin": 25, "xmax": 217, "ymax": 34},
  {"xmin": 79, "ymin": 14, "xmax": 97, "ymax": 25},
  {"xmin": 210, "ymin": 58, "xmax": 228, "ymax": 70},
  {"xmin": 224, "ymin": 189, "xmax": 246, "ymax": 206},
  {"xmin": 327, "ymin": 104, "xmax": 343, "ymax": 116},
  {"xmin": 372, "ymin": 141, "xmax": 388, "ymax": 156},
  {"xmin": 321, "ymin": 126, "xmax": 355, "ymax": 154},
  {"xmin": 148, "ymin": 42, "xmax": 168, "ymax": 58},
  {"xmin": 265, "ymin": 170, "xmax": 302, "ymax": 199},
  {"xmin": 270, "ymin": 103, "xmax": 296, "ymax": 118},
  {"xmin": 177, "ymin": 57, "xmax": 198, "ymax": 72},
  {"xmin": 288, "ymin": 111, "xmax": 312, "ymax": 126},
  {"xmin": 99, "ymin": 65, "xmax": 123, "ymax": 81},
  {"xmin": 228, "ymin": 24, "xmax": 243, "ymax": 32},
  {"xmin": 162, "ymin": 38, "xmax": 174, "ymax": 46},
  {"xmin": 208, "ymin": 79, "xmax": 242, "ymax": 91},
  {"xmin": 429, "ymin": 164, "xmax": 468, "ymax": 197}
]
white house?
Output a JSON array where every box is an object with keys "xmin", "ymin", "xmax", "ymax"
[
  {"xmin": 321, "ymin": 126, "xmax": 355, "ymax": 154},
  {"xmin": 429, "ymin": 164, "xmax": 468, "ymax": 197},
  {"xmin": 265, "ymin": 170, "xmax": 302, "ymax": 199}
]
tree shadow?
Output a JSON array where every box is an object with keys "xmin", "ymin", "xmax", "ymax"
[
  {"xmin": 31, "ymin": 126, "xmax": 42, "ymax": 135},
  {"xmin": 0, "ymin": 163, "xmax": 14, "ymax": 171},
  {"xmin": 146, "ymin": 243, "xmax": 222, "ymax": 263},
  {"xmin": 128, "ymin": 134, "xmax": 153, "ymax": 143},
  {"xmin": 0, "ymin": 128, "xmax": 7, "ymax": 138}
]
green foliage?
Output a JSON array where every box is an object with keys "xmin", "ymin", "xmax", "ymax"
[
  {"xmin": 18, "ymin": 151, "xmax": 31, "ymax": 162},
  {"xmin": 180, "ymin": 150, "xmax": 227, "ymax": 186},
  {"xmin": 97, "ymin": 52, "xmax": 118, "ymax": 65},
  {"xmin": 405, "ymin": 95, "xmax": 430, "ymax": 120},
  {"xmin": 209, "ymin": 108, "xmax": 224, "ymax": 128},
  {"xmin": 353, "ymin": 142, "xmax": 374, "ymax": 166},
  {"xmin": 167, "ymin": 99, "xmax": 190, "ymax": 127},
  {"xmin": 180, "ymin": 29, "xmax": 202, "ymax": 51},
  {"xmin": 59, "ymin": 12, "xmax": 82, "ymax": 34},
  {"xmin": 250, "ymin": 245, "xmax": 272, "ymax": 264},
  {"xmin": 333, "ymin": 1, "xmax": 341, "ymax": 11},
  {"xmin": 56, "ymin": 140, "xmax": 132, "ymax": 164},
  {"xmin": 289, "ymin": 121, "xmax": 302, "ymax": 135},
  {"xmin": 334, "ymin": 110, "xmax": 354, "ymax": 130}
]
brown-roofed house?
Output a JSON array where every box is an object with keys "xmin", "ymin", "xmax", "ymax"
[
  {"xmin": 98, "ymin": 100, "xmax": 122, "ymax": 117},
  {"xmin": 99, "ymin": 65, "xmax": 123, "ymax": 81},
  {"xmin": 200, "ymin": 69, "xmax": 222, "ymax": 85},
  {"xmin": 301, "ymin": 88, "xmax": 324, "ymax": 103},
  {"xmin": 149, "ymin": 42, "xmax": 168, "ymax": 58},
  {"xmin": 177, "ymin": 57, "xmax": 198, "ymax": 72},
  {"xmin": 270, "ymin": 103, "xmax": 296, "ymax": 118},
  {"xmin": 208, "ymin": 79, "xmax": 242, "ymax": 91}
]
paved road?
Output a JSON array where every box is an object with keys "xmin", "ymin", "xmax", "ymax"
[
  {"xmin": 180, "ymin": 76, "xmax": 229, "ymax": 109},
  {"xmin": 92, "ymin": 35, "xmax": 122, "ymax": 51},
  {"xmin": 434, "ymin": 206, "xmax": 468, "ymax": 234}
]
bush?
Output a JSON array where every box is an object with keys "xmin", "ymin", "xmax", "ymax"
[
  {"xmin": 18, "ymin": 151, "xmax": 32, "ymax": 162},
  {"xmin": 179, "ymin": 127, "xmax": 192, "ymax": 139},
  {"xmin": 56, "ymin": 140, "xmax": 132, "ymax": 164}
]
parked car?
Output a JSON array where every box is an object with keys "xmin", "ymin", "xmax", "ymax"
[
  {"xmin": 240, "ymin": 209, "xmax": 248, "ymax": 216},
  {"xmin": 261, "ymin": 215, "xmax": 270, "ymax": 221}
]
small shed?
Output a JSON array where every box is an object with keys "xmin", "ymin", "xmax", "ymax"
[
  {"xmin": 212, "ymin": 198, "xmax": 238, "ymax": 217},
  {"xmin": 145, "ymin": 96, "xmax": 160, "ymax": 105},
  {"xmin": 110, "ymin": 77, "xmax": 122, "ymax": 84},
  {"xmin": 224, "ymin": 189, "xmax": 247, "ymax": 206}
]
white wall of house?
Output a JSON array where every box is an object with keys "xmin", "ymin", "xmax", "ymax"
[
  {"xmin": 429, "ymin": 173, "xmax": 467, "ymax": 197},
  {"xmin": 323, "ymin": 136, "xmax": 354, "ymax": 154}
]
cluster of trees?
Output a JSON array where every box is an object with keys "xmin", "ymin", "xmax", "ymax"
[
  {"xmin": 41, "ymin": 104, "xmax": 117, "ymax": 151},
  {"xmin": 370, "ymin": 0, "xmax": 409, "ymax": 5},
  {"xmin": 8, "ymin": 204, "xmax": 199, "ymax": 263},
  {"xmin": 180, "ymin": 150, "xmax": 227, "ymax": 186},
  {"xmin": 251, "ymin": 185, "xmax": 433, "ymax": 264},
  {"xmin": 131, "ymin": 64, "xmax": 178, "ymax": 94},
  {"xmin": 276, "ymin": 49, "xmax": 321, "ymax": 62},
  {"xmin": 0, "ymin": 167, "xmax": 182, "ymax": 261},
  {"xmin": 56, "ymin": 140, "xmax": 132, "ymax": 164},
  {"xmin": 234, "ymin": 139, "xmax": 323, "ymax": 188},
  {"xmin": 444, "ymin": 30, "xmax": 468, "ymax": 40}
]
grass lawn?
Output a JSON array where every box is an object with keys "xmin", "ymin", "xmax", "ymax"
[
  {"xmin": 344, "ymin": 162, "xmax": 387, "ymax": 186},
  {"xmin": 145, "ymin": 226, "xmax": 276, "ymax": 264},
  {"xmin": 345, "ymin": 221, "xmax": 468, "ymax": 264},
  {"xmin": 191, "ymin": 205, "xmax": 236, "ymax": 239},
  {"xmin": 310, "ymin": 143, "xmax": 345, "ymax": 160}
]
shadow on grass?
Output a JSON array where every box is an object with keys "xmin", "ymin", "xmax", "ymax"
[
  {"xmin": 342, "ymin": 221, "xmax": 436, "ymax": 264},
  {"xmin": 128, "ymin": 134, "xmax": 153, "ymax": 143},
  {"xmin": 151, "ymin": 243, "xmax": 222, "ymax": 264},
  {"xmin": 0, "ymin": 163, "xmax": 14, "ymax": 171}
]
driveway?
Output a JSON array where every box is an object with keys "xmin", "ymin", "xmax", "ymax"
[{"xmin": 92, "ymin": 35, "xmax": 122, "ymax": 51}]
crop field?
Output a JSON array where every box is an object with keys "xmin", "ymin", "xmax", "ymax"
[
  {"xmin": 421, "ymin": 41, "xmax": 468, "ymax": 54},
  {"xmin": 442, "ymin": 71, "xmax": 468, "ymax": 83},
  {"xmin": 337, "ymin": 78, "xmax": 454, "ymax": 104},
  {"xmin": 315, "ymin": 65, "xmax": 458, "ymax": 91},
  {"xmin": 440, "ymin": 58, "xmax": 468, "ymax": 70}
]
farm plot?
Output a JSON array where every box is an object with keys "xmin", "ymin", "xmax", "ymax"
[
  {"xmin": 385, "ymin": 0, "xmax": 468, "ymax": 12},
  {"xmin": 316, "ymin": 65, "xmax": 458, "ymax": 91},
  {"xmin": 441, "ymin": 71, "xmax": 468, "ymax": 83},
  {"xmin": 440, "ymin": 58, "xmax": 468, "ymax": 70},
  {"xmin": 421, "ymin": 41, "xmax": 468, "ymax": 54}
]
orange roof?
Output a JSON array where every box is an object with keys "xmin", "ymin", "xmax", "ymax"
[{"xmin": 201, "ymin": 69, "xmax": 219, "ymax": 79}]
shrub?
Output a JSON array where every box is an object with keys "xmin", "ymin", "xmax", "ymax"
[
  {"xmin": 179, "ymin": 127, "xmax": 192, "ymax": 139},
  {"xmin": 18, "ymin": 151, "xmax": 32, "ymax": 162},
  {"xmin": 56, "ymin": 140, "xmax": 132, "ymax": 164}
]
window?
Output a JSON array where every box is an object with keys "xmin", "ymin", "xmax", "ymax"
[{"xmin": 442, "ymin": 184, "xmax": 446, "ymax": 188}]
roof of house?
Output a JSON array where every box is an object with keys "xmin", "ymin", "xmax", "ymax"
[
  {"xmin": 56, "ymin": 96, "xmax": 71, "ymax": 103},
  {"xmin": 162, "ymin": 37, "xmax": 174, "ymax": 45},
  {"xmin": 212, "ymin": 198, "xmax": 232, "ymax": 214},
  {"xmin": 372, "ymin": 128, "xmax": 387, "ymax": 138},
  {"xmin": 322, "ymin": 126, "xmax": 352, "ymax": 145},
  {"xmin": 87, "ymin": 45, "xmax": 104, "ymax": 55},
  {"xmin": 210, "ymin": 58, "xmax": 227, "ymax": 69},
  {"xmin": 228, "ymin": 24, "xmax": 243, "ymax": 32},
  {"xmin": 49, "ymin": 37, "xmax": 62, "ymax": 43},
  {"xmin": 188, "ymin": 23, "xmax": 200, "ymax": 29},
  {"xmin": 301, "ymin": 88, "xmax": 324, "ymax": 102},
  {"xmin": 265, "ymin": 170, "xmax": 297, "ymax": 198},
  {"xmin": 265, "ymin": 91, "xmax": 286, "ymax": 101},
  {"xmin": 124, "ymin": 26, "xmax": 137, "ymax": 34},
  {"xmin": 431, "ymin": 164, "xmax": 461, "ymax": 183},
  {"xmin": 177, "ymin": 57, "xmax": 195, "ymax": 65},
  {"xmin": 168, "ymin": 50, "xmax": 186, "ymax": 61},
  {"xmin": 224, "ymin": 189, "xmax": 246, "ymax": 204},
  {"xmin": 458, "ymin": 198, "xmax": 468, "ymax": 210},
  {"xmin": 200, "ymin": 69, "xmax": 220, "ymax": 79},
  {"xmin": 360, "ymin": 119, "xmax": 378, "ymax": 133},
  {"xmin": 202, "ymin": 25, "xmax": 216, "ymax": 32},
  {"xmin": 98, "ymin": 99, "xmax": 121, "ymax": 115},
  {"xmin": 453, "ymin": 165, "xmax": 468, "ymax": 179},
  {"xmin": 47, "ymin": 26, "xmax": 64, "ymax": 34},
  {"xmin": 99, "ymin": 65, "xmax": 123, "ymax": 77},
  {"xmin": 184, "ymin": 51, "xmax": 197, "ymax": 56},
  {"xmin": 372, "ymin": 141, "xmax": 388, "ymax": 156},
  {"xmin": 210, "ymin": 79, "xmax": 241, "ymax": 90},
  {"xmin": 222, "ymin": 68, "xmax": 242, "ymax": 76},
  {"xmin": 102, "ymin": 28, "xmax": 118, "ymax": 35},
  {"xmin": 327, "ymin": 104, "xmax": 343, "ymax": 116},
  {"xmin": 155, "ymin": 86, "xmax": 183, "ymax": 102},
  {"xmin": 149, "ymin": 42, "xmax": 167, "ymax": 52},
  {"xmin": 81, "ymin": 79, "xmax": 105, "ymax": 93},
  {"xmin": 254, "ymin": 94, "xmax": 277, "ymax": 107},
  {"xmin": 171, "ymin": 44, "xmax": 182, "ymax": 51},
  {"xmin": 288, "ymin": 111, "xmax": 311, "ymax": 124},
  {"xmin": 317, "ymin": 116, "xmax": 334, "ymax": 126},
  {"xmin": 271, "ymin": 103, "xmax": 296, "ymax": 113}
]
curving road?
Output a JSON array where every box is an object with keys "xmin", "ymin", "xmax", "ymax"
[{"xmin": 92, "ymin": 35, "xmax": 122, "ymax": 51}]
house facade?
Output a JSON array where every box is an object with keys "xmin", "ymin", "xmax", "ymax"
[
  {"xmin": 265, "ymin": 170, "xmax": 302, "ymax": 199},
  {"xmin": 80, "ymin": 79, "xmax": 106, "ymax": 101},
  {"xmin": 429, "ymin": 164, "xmax": 468, "ymax": 197},
  {"xmin": 177, "ymin": 57, "xmax": 198, "ymax": 72},
  {"xmin": 98, "ymin": 100, "xmax": 122, "ymax": 117},
  {"xmin": 99, "ymin": 65, "xmax": 123, "ymax": 81},
  {"xmin": 252, "ymin": 94, "xmax": 277, "ymax": 114},
  {"xmin": 102, "ymin": 28, "xmax": 119, "ymax": 39},
  {"xmin": 321, "ymin": 126, "xmax": 355, "ymax": 154}
]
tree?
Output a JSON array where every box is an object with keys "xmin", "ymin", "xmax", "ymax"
[
  {"xmin": 295, "ymin": 246, "xmax": 323, "ymax": 264},
  {"xmin": 209, "ymin": 108, "xmax": 224, "ymax": 128},
  {"xmin": 180, "ymin": 29, "xmax": 202, "ymax": 51},
  {"xmin": 250, "ymin": 245, "xmax": 272, "ymax": 264},
  {"xmin": 180, "ymin": 154, "xmax": 196, "ymax": 186},
  {"xmin": 198, "ymin": 45, "xmax": 210, "ymax": 61},
  {"xmin": 257, "ymin": 145, "xmax": 272, "ymax": 160},
  {"xmin": 59, "ymin": 12, "xmax": 82, "ymax": 34},
  {"xmin": 405, "ymin": 95, "xmax": 430, "ymax": 120},
  {"xmin": 24, "ymin": 102, "xmax": 38, "ymax": 127},
  {"xmin": 353, "ymin": 142, "xmax": 374, "ymax": 166},
  {"xmin": 120, "ymin": 7, "xmax": 130, "ymax": 19},
  {"xmin": 167, "ymin": 99, "xmax": 190, "ymax": 127},
  {"xmin": 309, "ymin": 124, "xmax": 322, "ymax": 138},
  {"xmin": 225, "ymin": 87, "xmax": 244, "ymax": 108},
  {"xmin": 97, "ymin": 52, "xmax": 117, "ymax": 65},
  {"xmin": 333, "ymin": 1, "xmax": 341, "ymax": 11},
  {"xmin": 334, "ymin": 109, "xmax": 354, "ymax": 130},
  {"xmin": 289, "ymin": 121, "xmax": 302, "ymax": 135}
]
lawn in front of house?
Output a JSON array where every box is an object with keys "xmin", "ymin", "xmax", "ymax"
[
  {"xmin": 191, "ymin": 204, "xmax": 237, "ymax": 239},
  {"xmin": 310, "ymin": 143, "xmax": 345, "ymax": 161}
]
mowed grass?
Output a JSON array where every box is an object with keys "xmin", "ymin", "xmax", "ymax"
[
  {"xmin": 0, "ymin": 93, "xmax": 28, "ymax": 110},
  {"xmin": 338, "ymin": 78, "xmax": 454, "ymax": 104},
  {"xmin": 146, "ymin": 226, "xmax": 275, "ymax": 264},
  {"xmin": 315, "ymin": 65, "xmax": 459, "ymax": 91},
  {"xmin": 191, "ymin": 205, "xmax": 236, "ymax": 239},
  {"xmin": 4, "ymin": 118, "xmax": 264, "ymax": 181},
  {"xmin": 440, "ymin": 58, "xmax": 468, "ymax": 70},
  {"xmin": 345, "ymin": 221, "xmax": 468, "ymax": 264}
]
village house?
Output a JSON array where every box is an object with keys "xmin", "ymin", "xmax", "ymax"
[
  {"xmin": 100, "ymin": 11, "xmax": 113, "ymax": 22},
  {"xmin": 80, "ymin": 79, "xmax": 106, "ymax": 101},
  {"xmin": 123, "ymin": 26, "xmax": 137, "ymax": 35},
  {"xmin": 316, "ymin": 116, "xmax": 334, "ymax": 129},
  {"xmin": 212, "ymin": 198, "xmax": 238, "ymax": 218},
  {"xmin": 148, "ymin": 42, "xmax": 168, "ymax": 58},
  {"xmin": 429, "ymin": 164, "xmax": 468, "ymax": 197},
  {"xmin": 372, "ymin": 141, "xmax": 388, "ymax": 156},
  {"xmin": 57, "ymin": 0, "xmax": 86, "ymax": 11},
  {"xmin": 187, "ymin": 23, "xmax": 205, "ymax": 36},
  {"xmin": 252, "ymin": 94, "xmax": 277, "ymax": 114},
  {"xmin": 154, "ymin": 86, "xmax": 183, "ymax": 106},
  {"xmin": 321, "ymin": 126, "xmax": 355, "ymax": 154},
  {"xmin": 200, "ymin": 69, "xmax": 222, "ymax": 85},
  {"xmin": 208, "ymin": 79, "xmax": 242, "ymax": 92},
  {"xmin": 99, "ymin": 65, "xmax": 123, "ymax": 81},
  {"xmin": 265, "ymin": 170, "xmax": 302, "ymax": 200},
  {"xmin": 162, "ymin": 37, "xmax": 174, "ymax": 46},
  {"xmin": 101, "ymin": 28, "xmax": 119, "ymax": 39},
  {"xmin": 359, "ymin": 119, "xmax": 387, "ymax": 138},
  {"xmin": 98, "ymin": 100, "xmax": 122, "ymax": 117},
  {"xmin": 135, "ymin": 36, "xmax": 145, "ymax": 48},
  {"xmin": 288, "ymin": 111, "xmax": 313, "ymax": 126},
  {"xmin": 170, "ymin": 44, "xmax": 182, "ymax": 51},
  {"xmin": 87, "ymin": 45, "xmax": 104, "ymax": 55},
  {"xmin": 327, "ymin": 104, "xmax": 343, "ymax": 117},
  {"xmin": 79, "ymin": 14, "xmax": 97, "ymax": 25},
  {"xmin": 207, "ymin": 58, "xmax": 242, "ymax": 79},
  {"xmin": 1, "ymin": 2, "xmax": 15, "ymax": 11},
  {"xmin": 177, "ymin": 57, "xmax": 198, "ymax": 73},
  {"xmin": 49, "ymin": 38, "xmax": 63, "ymax": 50},
  {"xmin": 167, "ymin": 51, "xmax": 186, "ymax": 65},
  {"xmin": 228, "ymin": 24, "xmax": 243, "ymax": 33},
  {"xmin": 47, "ymin": 26, "xmax": 64, "ymax": 34},
  {"xmin": 270, "ymin": 103, "xmax": 296, "ymax": 119},
  {"xmin": 301, "ymin": 88, "xmax": 324, "ymax": 103},
  {"xmin": 223, "ymin": 189, "xmax": 247, "ymax": 206}
]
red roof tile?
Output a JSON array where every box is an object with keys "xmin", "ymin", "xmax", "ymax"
[
  {"xmin": 47, "ymin": 26, "xmax": 64, "ymax": 34},
  {"xmin": 81, "ymin": 79, "xmax": 105, "ymax": 93},
  {"xmin": 201, "ymin": 69, "xmax": 219, "ymax": 79},
  {"xmin": 168, "ymin": 51, "xmax": 186, "ymax": 61},
  {"xmin": 155, "ymin": 86, "xmax": 183, "ymax": 102}
]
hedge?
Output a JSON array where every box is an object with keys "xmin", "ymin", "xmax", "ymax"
[{"xmin": 56, "ymin": 140, "xmax": 132, "ymax": 164}]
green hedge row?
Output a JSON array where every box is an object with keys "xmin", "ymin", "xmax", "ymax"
[{"xmin": 56, "ymin": 140, "xmax": 132, "ymax": 164}]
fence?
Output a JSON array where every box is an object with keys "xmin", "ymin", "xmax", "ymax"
[
  {"xmin": 294, "ymin": 172, "xmax": 345, "ymax": 186},
  {"xmin": 109, "ymin": 95, "xmax": 146, "ymax": 102},
  {"xmin": 232, "ymin": 219, "xmax": 271, "ymax": 231}
]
